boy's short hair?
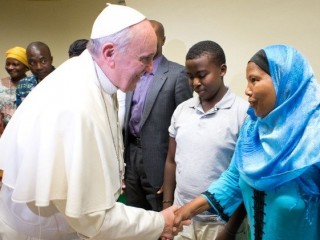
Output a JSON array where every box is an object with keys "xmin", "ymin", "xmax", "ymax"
[{"xmin": 186, "ymin": 40, "xmax": 226, "ymax": 66}]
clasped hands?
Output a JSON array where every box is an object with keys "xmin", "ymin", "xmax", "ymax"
[
  {"xmin": 160, "ymin": 203, "xmax": 236, "ymax": 240},
  {"xmin": 160, "ymin": 204, "xmax": 191, "ymax": 240}
]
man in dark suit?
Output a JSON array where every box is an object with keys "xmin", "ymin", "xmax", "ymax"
[{"xmin": 124, "ymin": 20, "xmax": 193, "ymax": 211}]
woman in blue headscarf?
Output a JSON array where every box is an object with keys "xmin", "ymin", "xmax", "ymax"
[{"xmin": 173, "ymin": 44, "xmax": 320, "ymax": 240}]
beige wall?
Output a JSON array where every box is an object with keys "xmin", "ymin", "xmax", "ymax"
[
  {"xmin": 127, "ymin": 0, "xmax": 320, "ymax": 98},
  {"xmin": 0, "ymin": 0, "xmax": 118, "ymax": 77},
  {"xmin": 1, "ymin": 0, "xmax": 320, "ymax": 98}
]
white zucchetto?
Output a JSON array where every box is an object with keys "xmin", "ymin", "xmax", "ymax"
[{"xmin": 90, "ymin": 3, "xmax": 146, "ymax": 39}]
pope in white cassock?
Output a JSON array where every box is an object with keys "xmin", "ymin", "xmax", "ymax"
[{"xmin": 0, "ymin": 4, "xmax": 183, "ymax": 240}]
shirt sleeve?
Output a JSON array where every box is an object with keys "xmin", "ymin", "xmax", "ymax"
[
  {"xmin": 168, "ymin": 110, "xmax": 177, "ymax": 138},
  {"xmin": 201, "ymin": 157, "xmax": 243, "ymax": 221},
  {"xmin": 95, "ymin": 203, "xmax": 164, "ymax": 240},
  {"xmin": 168, "ymin": 101, "xmax": 186, "ymax": 138},
  {"xmin": 53, "ymin": 200, "xmax": 164, "ymax": 240}
]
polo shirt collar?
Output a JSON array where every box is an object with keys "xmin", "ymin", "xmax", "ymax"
[{"xmin": 190, "ymin": 88, "xmax": 236, "ymax": 112}]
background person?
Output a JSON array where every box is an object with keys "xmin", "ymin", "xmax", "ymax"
[
  {"xmin": 173, "ymin": 44, "xmax": 320, "ymax": 240},
  {"xmin": 15, "ymin": 41, "xmax": 55, "ymax": 107},
  {"xmin": 68, "ymin": 39, "xmax": 89, "ymax": 58},
  {"xmin": 0, "ymin": 4, "xmax": 188, "ymax": 240},
  {"xmin": 123, "ymin": 19, "xmax": 192, "ymax": 211},
  {"xmin": 0, "ymin": 46, "xmax": 29, "ymax": 127},
  {"xmin": 0, "ymin": 46, "xmax": 29, "ymax": 204}
]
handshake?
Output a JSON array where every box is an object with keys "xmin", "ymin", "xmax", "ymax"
[{"xmin": 159, "ymin": 204, "xmax": 192, "ymax": 240}]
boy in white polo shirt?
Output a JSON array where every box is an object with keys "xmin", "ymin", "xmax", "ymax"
[{"xmin": 163, "ymin": 40, "xmax": 248, "ymax": 240}]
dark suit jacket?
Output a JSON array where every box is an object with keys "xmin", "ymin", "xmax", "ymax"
[{"xmin": 124, "ymin": 56, "xmax": 193, "ymax": 188}]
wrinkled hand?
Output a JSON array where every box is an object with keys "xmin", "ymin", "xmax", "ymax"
[
  {"xmin": 172, "ymin": 205, "xmax": 192, "ymax": 236},
  {"xmin": 160, "ymin": 205, "xmax": 180, "ymax": 240},
  {"xmin": 160, "ymin": 205, "xmax": 191, "ymax": 240}
]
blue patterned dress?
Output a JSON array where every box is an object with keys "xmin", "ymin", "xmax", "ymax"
[
  {"xmin": 15, "ymin": 75, "xmax": 37, "ymax": 107},
  {"xmin": 0, "ymin": 78, "xmax": 17, "ymax": 127}
]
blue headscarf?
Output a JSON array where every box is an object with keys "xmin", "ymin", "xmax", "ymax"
[{"xmin": 235, "ymin": 44, "xmax": 320, "ymax": 193}]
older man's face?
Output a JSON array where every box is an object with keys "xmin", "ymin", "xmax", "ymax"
[{"xmin": 113, "ymin": 20, "xmax": 157, "ymax": 92}]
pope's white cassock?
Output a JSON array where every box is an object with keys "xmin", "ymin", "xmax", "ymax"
[{"xmin": 0, "ymin": 50, "xmax": 164, "ymax": 239}]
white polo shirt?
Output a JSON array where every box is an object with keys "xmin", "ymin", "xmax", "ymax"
[{"xmin": 169, "ymin": 89, "xmax": 248, "ymax": 222}]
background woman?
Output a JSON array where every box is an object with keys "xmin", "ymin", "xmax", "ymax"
[{"xmin": 0, "ymin": 46, "xmax": 29, "ymax": 130}]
